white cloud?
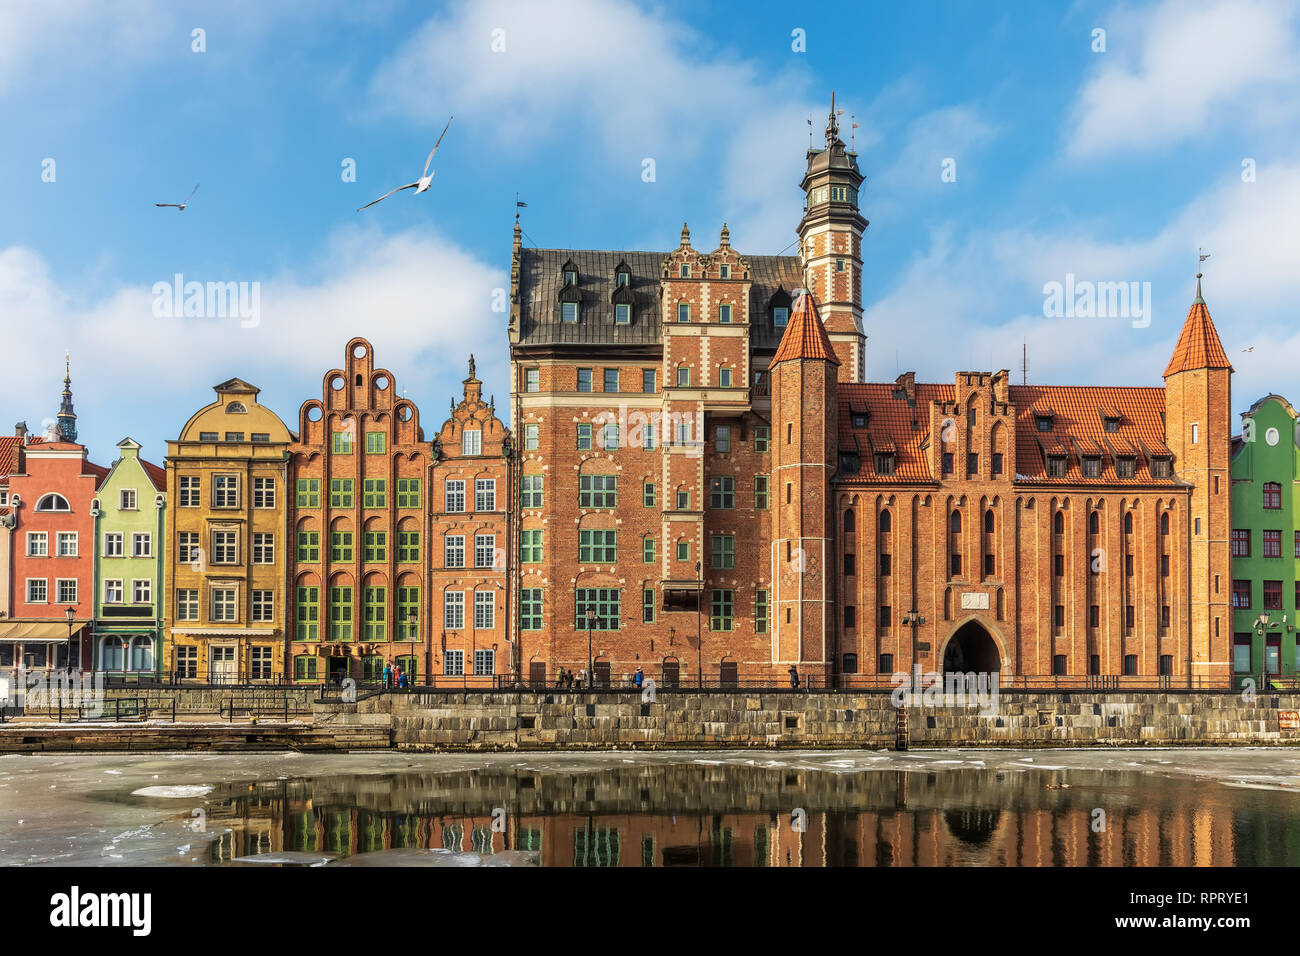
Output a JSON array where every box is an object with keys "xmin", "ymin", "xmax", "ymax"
[
  {"xmin": 1066, "ymin": 0, "xmax": 1300, "ymax": 159},
  {"xmin": 0, "ymin": 229, "xmax": 505, "ymax": 459},
  {"xmin": 875, "ymin": 106, "xmax": 998, "ymax": 192}
]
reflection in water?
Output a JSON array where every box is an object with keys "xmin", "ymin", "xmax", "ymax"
[{"xmin": 192, "ymin": 764, "xmax": 1300, "ymax": 867}]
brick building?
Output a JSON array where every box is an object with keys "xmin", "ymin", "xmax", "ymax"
[{"xmin": 508, "ymin": 101, "xmax": 1233, "ymax": 688}]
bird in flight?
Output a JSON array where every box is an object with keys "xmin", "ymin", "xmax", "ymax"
[
  {"xmin": 1242, "ymin": 347, "xmax": 1255, "ymax": 353},
  {"xmin": 156, "ymin": 183, "xmax": 199, "ymax": 211},
  {"xmin": 357, "ymin": 116, "xmax": 453, "ymax": 212}
]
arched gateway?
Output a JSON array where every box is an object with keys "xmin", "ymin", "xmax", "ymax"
[{"xmin": 941, "ymin": 620, "xmax": 1001, "ymax": 675}]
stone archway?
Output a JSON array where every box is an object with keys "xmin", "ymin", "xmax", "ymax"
[{"xmin": 942, "ymin": 620, "xmax": 1001, "ymax": 675}]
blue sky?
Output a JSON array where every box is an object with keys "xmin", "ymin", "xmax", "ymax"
[{"xmin": 3, "ymin": 0, "xmax": 1298, "ymax": 464}]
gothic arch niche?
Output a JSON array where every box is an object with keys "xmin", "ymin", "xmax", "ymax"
[{"xmin": 941, "ymin": 619, "xmax": 1003, "ymax": 675}]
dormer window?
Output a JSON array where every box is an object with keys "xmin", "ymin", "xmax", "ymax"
[
  {"xmin": 1103, "ymin": 415, "xmax": 1121, "ymax": 433},
  {"xmin": 1035, "ymin": 414, "xmax": 1053, "ymax": 432},
  {"xmin": 851, "ymin": 414, "xmax": 867, "ymax": 428},
  {"xmin": 719, "ymin": 264, "xmax": 730, "ymax": 279},
  {"xmin": 227, "ymin": 402, "xmax": 247, "ymax": 414},
  {"xmin": 1151, "ymin": 457, "xmax": 1171, "ymax": 479},
  {"xmin": 839, "ymin": 453, "xmax": 860, "ymax": 473},
  {"xmin": 1046, "ymin": 455, "xmax": 1067, "ymax": 478},
  {"xmin": 615, "ymin": 303, "xmax": 631, "ymax": 324},
  {"xmin": 1115, "ymin": 456, "xmax": 1136, "ymax": 479},
  {"xmin": 561, "ymin": 257, "xmax": 578, "ymax": 287},
  {"xmin": 773, "ymin": 307, "xmax": 789, "ymax": 327},
  {"xmin": 562, "ymin": 301, "xmax": 578, "ymax": 322},
  {"xmin": 1082, "ymin": 456, "xmax": 1100, "ymax": 477},
  {"xmin": 874, "ymin": 452, "xmax": 895, "ymax": 476}
]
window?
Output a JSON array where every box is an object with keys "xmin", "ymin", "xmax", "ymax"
[
  {"xmin": 253, "ymin": 477, "xmax": 275, "ymax": 508},
  {"xmin": 179, "ymin": 476, "xmax": 200, "ymax": 507},
  {"xmin": 462, "ymin": 430, "xmax": 482, "ymax": 456},
  {"xmin": 751, "ymin": 426, "xmax": 770, "ymax": 454},
  {"xmin": 642, "ymin": 536, "xmax": 656, "ymax": 563},
  {"xmin": 1160, "ymin": 512, "xmax": 1170, "ymax": 535},
  {"xmin": 365, "ymin": 432, "xmax": 386, "ymax": 455},
  {"xmin": 579, "ymin": 475, "xmax": 617, "ymax": 508},
  {"xmin": 397, "ymin": 586, "xmax": 419, "ymax": 639},
  {"xmin": 643, "ymin": 369, "xmax": 657, "ymax": 393},
  {"xmin": 875, "ymin": 453, "xmax": 895, "ymax": 476},
  {"xmin": 678, "ymin": 303, "xmax": 690, "ymax": 323},
  {"xmin": 577, "ymin": 424, "xmax": 592, "ymax": 450},
  {"xmin": 1191, "ymin": 423, "xmax": 1199, "ymax": 444},
  {"xmin": 524, "ymin": 423, "xmax": 539, "ymax": 450},
  {"xmin": 719, "ymin": 368, "xmax": 733, "ymax": 388},
  {"xmin": 35, "ymin": 493, "xmax": 70, "ymax": 512},
  {"xmin": 967, "ymin": 453, "xmax": 978, "ymax": 475},
  {"xmin": 252, "ymin": 589, "xmax": 273, "ymax": 623},
  {"xmin": 1047, "ymin": 456, "xmax": 1067, "ymax": 478},
  {"xmin": 711, "ymin": 535, "xmax": 735, "ymax": 569},
  {"xmin": 444, "ymin": 649, "xmax": 465, "ymax": 675},
  {"xmin": 474, "ymin": 534, "xmax": 496, "ymax": 568},
  {"xmin": 395, "ymin": 478, "xmax": 421, "ymax": 509},
  {"xmin": 520, "ymin": 589, "xmax": 543, "ymax": 630},
  {"xmin": 709, "ymin": 476, "xmax": 735, "ymax": 509},
  {"xmin": 104, "ymin": 580, "xmax": 123, "ymax": 603},
  {"xmin": 755, "ymin": 590, "xmax": 769, "ymax": 633},
  {"xmin": 602, "ymin": 422, "xmax": 620, "ymax": 451},
  {"xmin": 296, "ymin": 531, "xmax": 320, "ymax": 562},
  {"xmin": 328, "ymin": 586, "xmax": 352, "ymax": 639},
  {"xmin": 177, "ymin": 646, "xmax": 199, "ymax": 679},
  {"xmin": 1264, "ymin": 482, "xmax": 1282, "ymax": 509},
  {"xmin": 773, "ymin": 306, "xmax": 789, "ymax": 327},
  {"xmin": 680, "ymin": 264, "xmax": 690, "ymax": 279},
  {"xmin": 1125, "ymin": 605, "xmax": 1135, "ymax": 629},
  {"xmin": 252, "ymin": 532, "xmax": 274, "ymax": 564},
  {"xmin": 525, "ymin": 368, "xmax": 540, "ymax": 392},
  {"xmin": 845, "ymin": 553, "xmax": 857, "ymax": 576},
  {"xmin": 1233, "ymin": 635, "xmax": 1253, "ymax": 674},
  {"xmin": 642, "ymin": 588, "xmax": 655, "ymax": 623},
  {"xmin": 363, "ymin": 587, "xmax": 386, "ymax": 639},
  {"xmin": 297, "ymin": 478, "xmax": 320, "ymax": 508},
  {"xmin": 676, "ymin": 541, "xmax": 689, "ymax": 561},
  {"xmin": 579, "ymin": 530, "xmax": 617, "ymax": 564},
  {"xmin": 444, "ymin": 535, "xmax": 465, "ymax": 568},
  {"xmin": 213, "ymin": 530, "xmax": 237, "ymax": 564},
  {"xmin": 1150, "ymin": 458, "xmax": 1170, "ymax": 478},
  {"xmin": 225, "ymin": 432, "xmax": 244, "ymax": 442},
  {"xmin": 718, "ymin": 304, "xmax": 732, "ymax": 324},
  {"xmin": 719, "ymin": 264, "xmax": 730, "ymax": 279},
  {"xmin": 329, "ymin": 530, "xmax": 353, "ymax": 562},
  {"xmin": 1035, "ymin": 415, "xmax": 1052, "ymax": 432},
  {"xmin": 991, "ymin": 452, "xmax": 1003, "ymax": 476},
  {"xmin": 1160, "ymin": 553, "xmax": 1169, "ymax": 576},
  {"xmin": 615, "ymin": 303, "xmax": 631, "ymax": 324},
  {"xmin": 474, "ymin": 592, "xmax": 495, "ymax": 630},
  {"xmin": 1081, "ymin": 457, "xmax": 1099, "ymax": 478},
  {"xmin": 577, "ymin": 369, "xmax": 592, "ymax": 392},
  {"xmin": 522, "ymin": 529, "xmax": 543, "ymax": 563},
  {"xmin": 835, "ymin": 257, "xmax": 846, "ymax": 272},
  {"xmin": 332, "ymin": 431, "xmax": 354, "ymax": 454},
  {"xmin": 521, "ymin": 475, "xmax": 543, "ymax": 508},
  {"xmin": 444, "ymin": 480, "xmax": 465, "ymax": 512},
  {"xmin": 251, "ymin": 433, "xmax": 270, "ymax": 443},
  {"xmin": 604, "ymin": 369, "xmax": 619, "ymax": 393},
  {"xmin": 129, "ymin": 532, "xmax": 150, "ymax": 558},
  {"xmin": 880, "ymin": 553, "xmax": 892, "ymax": 575},
  {"xmin": 211, "ymin": 587, "xmax": 237, "ymax": 622},
  {"xmin": 1264, "ymin": 581, "xmax": 1283, "ymax": 610},
  {"xmin": 330, "ymin": 478, "xmax": 354, "ymax": 508},
  {"xmin": 364, "ymin": 531, "xmax": 387, "ymax": 562},
  {"xmin": 1232, "ymin": 580, "xmax": 1251, "ymax": 609},
  {"xmin": 213, "ymin": 475, "xmax": 239, "ymax": 508},
  {"xmin": 26, "ymin": 579, "xmax": 47, "ymax": 603},
  {"xmin": 562, "ymin": 301, "xmax": 578, "ymax": 322},
  {"xmin": 178, "ymin": 589, "xmax": 199, "ymax": 622},
  {"xmin": 26, "ymin": 532, "xmax": 48, "ymax": 557},
  {"xmin": 711, "ymin": 589, "xmax": 734, "ymax": 631},
  {"xmin": 1115, "ymin": 457, "xmax": 1135, "ymax": 479},
  {"xmin": 643, "ymin": 482, "xmax": 656, "ymax": 508},
  {"xmin": 942, "ymin": 453, "xmax": 953, "ymax": 476},
  {"xmin": 57, "ymin": 532, "xmax": 78, "ymax": 557},
  {"xmin": 677, "ymin": 490, "xmax": 690, "ymax": 510},
  {"xmin": 397, "ymin": 530, "xmax": 420, "ymax": 563},
  {"xmin": 575, "ymin": 588, "xmax": 620, "ymax": 629},
  {"xmin": 474, "ymin": 647, "xmax": 495, "ymax": 674},
  {"xmin": 1264, "ymin": 530, "xmax": 1282, "ymax": 558},
  {"xmin": 677, "ymin": 367, "xmax": 690, "ymax": 387},
  {"xmin": 1054, "ymin": 604, "xmax": 1065, "ymax": 628},
  {"xmin": 119, "ymin": 488, "xmax": 137, "ymax": 510},
  {"xmin": 1089, "ymin": 604, "xmax": 1100, "ymax": 627},
  {"xmin": 715, "ymin": 426, "xmax": 731, "ymax": 453},
  {"xmin": 475, "ymin": 479, "xmax": 496, "ymax": 511},
  {"xmin": 199, "ymin": 432, "xmax": 218, "ymax": 442},
  {"xmin": 879, "ymin": 605, "xmax": 891, "ymax": 627}
]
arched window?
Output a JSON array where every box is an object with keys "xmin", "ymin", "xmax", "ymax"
[
  {"xmin": 35, "ymin": 493, "xmax": 71, "ymax": 512},
  {"xmin": 1124, "ymin": 512, "xmax": 1133, "ymax": 534},
  {"xmin": 101, "ymin": 636, "xmax": 125, "ymax": 671},
  {"xmin": 1053, "ymin": 511, "xmax": 1064, "ymax": 534},
  {"xmin": 1264, "ymin": 482, "xmax": 1282, "ymax": 509},
  {"xmin": 227, "ymin": 402, "xmax": 248, "ymax": 414},
  {"xmin": 950, "ymin": 511, "xmax": 962, "ymax": 533},
  {"xmin": 984, "ymin": 509, "xmax": 994, "ymax": 533},
  {"xmin": 130, "ymin": 636, "xmax": 154, "ymax": 671},
  {"xmin": 879, "ymin": 510, "xmax": 892, "ymax": 533},
  {"xmin": 843, "ymin": 510, "xmax": 855, "ymax": 532},
  {"xmin": 1088, "ymin": 511, "xmax": 1099, "ymax": 534},
  {"xmin": 1160, "ymin": 512, "xmax": 1170, "ymax": 535}
]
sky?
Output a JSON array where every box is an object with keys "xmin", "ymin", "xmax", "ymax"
[{"xmin": 3, "ymin": 0, "xmax": 1298, "ymax": 465}]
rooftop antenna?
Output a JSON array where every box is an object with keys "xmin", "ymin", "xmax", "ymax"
[{"xmin": 1021, "ymin": 342, "xmax": 1029, "ymax": 385}]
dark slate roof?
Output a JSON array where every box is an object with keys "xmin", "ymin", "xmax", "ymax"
[{"xmin": 515, "ymin": 248, "xmax": 802, "ymax": 350}]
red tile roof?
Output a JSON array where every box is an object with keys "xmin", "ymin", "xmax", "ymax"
[
  {"xmin": 837, "ymin": 381, "xmax": 1178, "ymax": 485},
  {"xmin": 142, "ymin": 460, "xmax": 167, "ymax": 491},
  {"xmin": 1164, "ymin": 296, "xmax": 1232, "ymax": 377},
  {"xmin": 772, "ymin": 291, "xmax": 840, "ymax": 366},
  {"xmin": 0, "ymin": 436, "xmax": 21, "ymax": 478}
]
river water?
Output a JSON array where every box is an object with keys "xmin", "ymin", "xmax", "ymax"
[{"xmin": 1, "ymin": 749, "xmax": 1298, "ymax": 866}]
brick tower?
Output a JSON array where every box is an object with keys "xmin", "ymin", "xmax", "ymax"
[
  {"xmin": 1162, "ymin": 271, "xmax": 1233, "ymax": 686},
  {"xmin": 797, "ymin": 93, "xmax": 868, "ymax": 383},
  {"xmin": 770, "ymin": 290, "xmax": 839, "ymax": 681}
]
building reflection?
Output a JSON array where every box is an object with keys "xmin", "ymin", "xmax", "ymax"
[{"xmin": 195, "ymin": 765, "xmax": 1292, "ymax": 867}]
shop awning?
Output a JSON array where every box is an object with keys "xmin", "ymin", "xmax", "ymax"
[{"xmin": 0, "ymin": 621, "xmax": 87, "ymax": 643}]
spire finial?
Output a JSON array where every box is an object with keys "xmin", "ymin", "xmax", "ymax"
[
  {"xmin": 1196, "ymin": 248, "xmax": 1210, "ymax": 303},
  {"xmin": 719, "ymin": 222, "xmax": 730, "ymax": 247},
  {"xmin": 825, "ymin": 91, "xmax": 840, "ymax": 145},
  {"xmin": 681, "ymin": 222, "xmax": 690, "ymax": 247},
  {"xmin": 56, "ymin": 350, "xmax": 77, "ymax": 442}
]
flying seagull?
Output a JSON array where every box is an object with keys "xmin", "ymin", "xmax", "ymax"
[
  {"xmin": 156, "ymin": 183, "xmax": 199, "ymax": 210},
  {"xmin": 357, "ymin": 116, "xmax": 453, "ymax": 212}
]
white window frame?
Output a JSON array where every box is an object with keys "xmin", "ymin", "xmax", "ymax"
[
  {"xmin": 132, "ymin": 579, "xmax": 152, "ymax": 605},
  {"xmin": 26, "ymin": 578, "xmax": 47, "ymax": 603},
  {"xmin": 211, "ymin": 586, "xmax": 238, "ymax": 622},
  {"xmin": 444, "ymin": 648, "xmax": 465, "ymax": 676},
  {"xmin": 26, "ymin": 532, "xmax": 48, "ymax": 557},
  {"xmin": 251, "ymin": 589, "xmax": 274, "ymax": 622},
  {"xmin": 444, "ymin": 591, "xmax": 465, "ymax": 629},
  {"xmin": 474, "ymin": 648, "xmax": 495, "ymax": 674},
  {"xmin": 444, "ymin": 535, "xmax": 465, "ymax": 568},
  {"xmin": 444, "ymin": 480, "xmax": 465, "ymax": 513},
  {"xmin": 119, "ymin": 488, "xmax": 137, "ymax": 510},
  {"xmin": 57, "ymin": 532, "xmax": 78, "ymax": 557},
  {"xmin": 474, "ymin": 534, "xmax": 496, "ymax": 569},
  {"xmin": 103, "ymin": 532, "xmax": 124, "ymax": 557},
  {"xmin": 131, "ymin": 532, "xmax": 152, "ymax": 558},
  {"xmin": 177, "ymin": 531, "xmax": 199, "ymax": 564},
  {"xmin": 474, "ymin": 592, "xmax": 495, "ymax": 630},
  {"xmin": 213, "ymin": 530, "xmax": 238, "ymax": 565},
  {"xmin": 253, "ymin": 476, "xmax": 276, "ymax": 509},
  {"xmin": 104, "ymin": 579, "xmax": 123, "ymax": 603},
  {"xmin": 252, "ymin": 532, "xmax": 274, "ymax": 565},
  {"xmin": 177, "ymin": 588, "xmax": 199, "ymax": 621},
  {"xmin": 55, "ymin": 578, "xmax": 77, "ymax": 604},
  {"xmin": 462, "ymin": 430, "xmax": 482, "ymax": 456},
  {"xmin": 475, "ymin": 479, "xmax": 496, "ymax": 512}
]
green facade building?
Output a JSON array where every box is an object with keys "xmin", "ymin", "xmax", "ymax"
[
  {"xmin": 92, "ymin": 438, "xmax": 166, "ymax": 677},
  {"xmin": 1230, "ymin": 395, "xmax": 1300, "ymax": 688}
]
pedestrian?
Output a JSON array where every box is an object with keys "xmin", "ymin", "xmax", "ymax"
[
  {"xmin": 394, "ymin": 664, "xmax": 403, "ymax": 690},
  {"xmin": 557, "ymin": 666, "xmax": 566, "ymax": 689},
  {"xmin": 633, "ymin": 666, "xmax": 644, "ymax": 691},
  {"xmin": 565, "ymin": 669, "xmax": 573, "ymax": 690},
  {"xmin": 579, "ymin": 667, "xmax": 588, "ymax": 690},
  {"xmin": 788, "ymin": 665, "xmax": 800, "ymax": 689},
  {"xmin": 398, "ymin": 671, "xmax": 409, "ymax": 692},
  {"xmin": 383, "ymin": 662, "xmax": 392, "ymax": 689}
]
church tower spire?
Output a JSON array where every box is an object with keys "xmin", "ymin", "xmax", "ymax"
[{"xmin": 56, "ymin": 351, "xmax": 77, "ymax": 443}]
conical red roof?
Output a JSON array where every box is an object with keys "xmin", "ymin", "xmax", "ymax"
[
  {"xmin": 1164, "ymin": 287, "xmax": 1232, "ymax": 377},
  {"xmin": 772, "ymin": 290, "xmax": 840, "ymax": 366}
]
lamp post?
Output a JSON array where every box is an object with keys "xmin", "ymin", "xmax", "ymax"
[
  {"xmin": 585, "ymin": 608, "xmax": 596, "ymax": 689},
  {"xmin": 64, "ymin": 605, "xmax": 76, "ymax": 674},
  {"xmin": 695, "ymin": 560, "xmax": 702, "ymax": 688}
]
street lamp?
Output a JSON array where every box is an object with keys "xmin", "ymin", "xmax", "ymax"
[
  {"xmin": 695, "ymin": 560, "xmax": 702, "ymax": 688},
  {"xmin": 64, "ymin": 606, "xmax": 75, "ymax": 673},
  {"xmin": 585, "ymin": 608, "xmax": 597, "ymax": 689}
]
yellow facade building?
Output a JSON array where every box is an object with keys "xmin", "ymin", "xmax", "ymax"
[{"xmin": 165, "ymin": 379, "xmax": 292, "ymax": 682}]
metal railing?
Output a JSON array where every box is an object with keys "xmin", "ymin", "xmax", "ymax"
[
  {"xmin": 221, "ymin": 696, "xmax": 291, "ymax": 722},
  {"xmin": 55, "ymin": 696, "xmax": 173, "ymax": 722}
]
